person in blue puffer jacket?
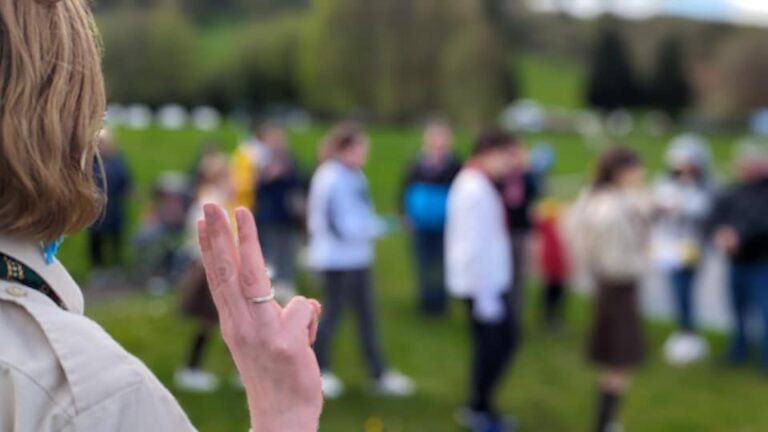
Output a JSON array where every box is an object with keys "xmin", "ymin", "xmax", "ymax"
[{"xmin": 400, "ymin": 119, "xmax": 462, "ymax": 315}]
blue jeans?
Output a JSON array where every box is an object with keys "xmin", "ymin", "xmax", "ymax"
[
  {"xmin": 412, "ymin": 230, "xmax": 447, "ymax": 314},
  {"xmin": 728, "ymin": 260, "xmax": 768, "ymax": 369},
  {"xmin": 668, "ymin": 267, "xmax": 696, "ymax": 332}
]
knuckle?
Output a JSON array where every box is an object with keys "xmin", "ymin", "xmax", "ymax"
[
  {"xmin": 231, "ymin": 328, "xmax": 251, "ymax": 346},
  {"xmin": 268, "ymin": 338, "xmax": 295, "ymax": 360},
  {"xmin": 216, "ymin": 264, "xmax": 239, "ymax": 286},
  {"xmin": 240, "ymin": 269, "xmax": 257, "ymax": 288},
  {"xmin": 215, "ymin": 264, "xmax": 231, "ymax": 280},
  {"xmin": 289, "ymin": 296, "xmax": 310, "ymax": 311}
]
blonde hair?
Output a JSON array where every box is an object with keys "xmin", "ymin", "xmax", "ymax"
[{"xmin": 0, "ymin": 0, "xmax": 106, "ymax": 241}]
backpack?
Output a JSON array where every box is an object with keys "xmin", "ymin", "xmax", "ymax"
[{"xmin": 404, "ymin": 182, "xmax": 450, "ymax": 231}]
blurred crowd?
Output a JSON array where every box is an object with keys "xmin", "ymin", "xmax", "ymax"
[{"xmin": 90, "ymin": 121, "xmax": 768, "ymax": 432}]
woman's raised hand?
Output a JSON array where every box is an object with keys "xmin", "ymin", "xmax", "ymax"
[{"xmin": 198, "ymin": 204, "xmax": 322, "ymax": 432}]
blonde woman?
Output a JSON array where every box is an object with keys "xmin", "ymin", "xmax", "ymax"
[
  {"xmin": 176, "ymin": 148, "xmax": 232, "ymax": 392},
  {"xmin": 0, "ymin": 1, "xmax": 322, "ymax": 431}
]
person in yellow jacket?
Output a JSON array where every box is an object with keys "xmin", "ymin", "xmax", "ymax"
[{"xmin": 230, "ymin": 129, "xmax": 266, "ymax": 210}]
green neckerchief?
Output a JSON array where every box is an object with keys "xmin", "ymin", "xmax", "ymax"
[{"xmin": 0, "ymin": 253, "xmax": 66, "ymax": 310}]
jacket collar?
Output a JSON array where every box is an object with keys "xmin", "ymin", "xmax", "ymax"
[{"xmin": 0, "ymin": 235, "xmax": 84, "ymax": 314}]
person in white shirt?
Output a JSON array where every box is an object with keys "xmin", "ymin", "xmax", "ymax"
[
  {"xmin": 446, "ymin": 129, "xmax": 526, "ymax": 432},
  {"xmin": 307, "ymin": 122, "xmax": 415, "ymax": 399}
]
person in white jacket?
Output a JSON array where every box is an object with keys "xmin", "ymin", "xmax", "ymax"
[
  {"xmin": 446, "ymin": 129, "xmax": 526, "ymax": 432},
  {"xmin": 307, "ymin": 122, "xmax": 415, "ymax": 399}
]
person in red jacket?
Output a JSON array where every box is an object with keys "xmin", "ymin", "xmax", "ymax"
[{"xmin": 533, "ymin": 198, "xmax": 570, "ymax": 329}]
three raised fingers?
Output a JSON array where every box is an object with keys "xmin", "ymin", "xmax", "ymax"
[{"xmin": 201, "ymin": 204, "xmax": 321, "ymax": 341}]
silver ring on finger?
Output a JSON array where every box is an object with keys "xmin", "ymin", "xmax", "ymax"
[{"xmin": 247, "ymin": 288, "xmax": 275, "ymax": 305}]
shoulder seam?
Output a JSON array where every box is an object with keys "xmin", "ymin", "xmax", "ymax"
[{"xmin": 0, "ymin": 358, "xmax": 76, "ymax": 419}]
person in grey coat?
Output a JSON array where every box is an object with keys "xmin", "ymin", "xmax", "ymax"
[{"xmin": 651, "ymin": 133, "xmax": 715, "ymax": 365}]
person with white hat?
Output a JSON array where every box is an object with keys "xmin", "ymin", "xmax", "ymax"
[{"xmin": 651, "ymin": 133, "xmax": 715, "ymax": 365}]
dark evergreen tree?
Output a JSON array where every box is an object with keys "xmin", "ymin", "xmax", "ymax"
[
  {"xmin": 585, "ymin": 28, "xmax": 642, "ymax": 111},
  {"xmin": 647, "ymin": 37, "xmax": 691, "ymax": 119}
]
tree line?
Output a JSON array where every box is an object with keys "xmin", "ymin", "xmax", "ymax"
[{"xmin": 97, "ymin": 0, "xmax": 767, "ymax": 126}]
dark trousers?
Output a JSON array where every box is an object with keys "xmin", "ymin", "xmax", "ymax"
[
  {"xmin": 88, "ymin": 227, "xmax": 124, "ymax": 268},
  {"xmin": 728, "ymin": 260, "xmax": 768, "ymax": 369},
  {"xmin": 509, "ymin": 230, "xmax": 529, "ymax": 324},
  {"xmin": 186, "ymin": 324, "xmax": 214, "ymax": 369},
  {"xmin": 314, "ymin": 269, "xmax": 386, "ymax": 379},
  {"xmin": 542, "ymin": 278, "xmax": 566, "ymax": 326},
  {"xmin": 412, "ymin": 230, "xmax": 447, "ymax": 314},
  {"xmin": 466, "ymin": 295, "xmax": 518, "ymax": 414},
  {"xmin": 668, "ymin": 267, "xmax": 696, "ymax": 332},
  {"xmin": 258, "ymin": 224, "xmax": 299, "ymax": 286}
]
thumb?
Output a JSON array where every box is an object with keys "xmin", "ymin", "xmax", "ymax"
[{"xmin": 282, "ymin": 296, "xmax": 321, "ymax": 345}]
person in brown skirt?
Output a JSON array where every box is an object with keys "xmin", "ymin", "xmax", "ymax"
[
  {"xmin": 176, "ymin": 148, "xmax": 233, "ymax": 392},
  {"xmin": 567, "ymin": 147, "xmax": 652, "ymax": 432}
]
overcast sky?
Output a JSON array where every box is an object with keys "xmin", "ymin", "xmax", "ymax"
[{"xmin": 526, "ymin": 0, "xmax": 768, "ymax": 26}]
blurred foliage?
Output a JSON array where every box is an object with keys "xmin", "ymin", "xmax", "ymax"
[
  {"xmin": 646, "ymin": 37, "xmax": 692, "ymax": 119},
  {"xmin": 94, "ymin": 0, "xmax": 308, "ymax": 22},
  {"xmin": 196, "ymin": 14, "xmax": 305, "ymax": 111},
  {"xmin": 439, "ymin": 21, "xmax": 508, "ymax": 130},
  {"xmin": 711, "ymin": 31, "xmax": 768, "ymax": 119},
  {"xmin": 237, "ymin": 15, "xmax": 303, "ymax": 108},
  {"xmin": 93, "ymin": 1, "xmax": 768, "ymax": 124},
  {"xmin": 298, "ymin": 0, "xmax": 512, "ymax": 126},
  {"xmin": 98, "ymin": 5, "xmax": 305, "ymax": 111},
  {"xmin": 584, "ymin": 25, "xmax": 695, "ymax": 117},
  {"xmin": 585, "ymin": 27, "xmax": 643, "ymax": 111},
  {"xmin": 99, "ymin": 6, "xmax": 201, "ymax": 106}
]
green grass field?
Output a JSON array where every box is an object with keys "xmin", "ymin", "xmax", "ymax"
[{"xmin": 61, "ymin": 125, "xmax": 768, "ymax": 432}]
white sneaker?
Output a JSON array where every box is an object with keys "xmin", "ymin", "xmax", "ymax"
[
  {"xmin": 174, "ymin": 368, "xmax": 219, "ymax": 393},
  {"xmin": 681, "ymin": 333, "xmax": 709, "ymax": 362},
  {"xmin": 373, "ymin": 370, "xmax": 415, "ymax": 397},
  {"xmin": 321, "ymin": 371, "xmax": 345, "ymax": 399},
  {"xmin": 664, "ymin": 332, "xmax": 709, "ymax": 366}
]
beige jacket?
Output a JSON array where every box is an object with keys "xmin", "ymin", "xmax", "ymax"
[
  {"xmin": 566, "ymin": 188, "xmax": 652, "ymax": 283},
  {"xmin": 0, "ymin": 236, "xmax": 195, "ymax": 432}
]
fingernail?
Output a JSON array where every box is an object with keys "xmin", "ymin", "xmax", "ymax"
[
  {"xmin": 203, "ymin": 204, "xmax": 215, "ymax": 219},
  {"xmin": 235, "ymin": 208, "xmax": 245, "ymax": 225}
]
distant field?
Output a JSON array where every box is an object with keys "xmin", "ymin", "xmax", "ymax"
[
  {"xmin": 517, "ymin": 55, "xmax": 585, "ymax": 109},
  {"xmin": 62, "ymin": 124, "xmax": 768, "ymax": 432}
]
